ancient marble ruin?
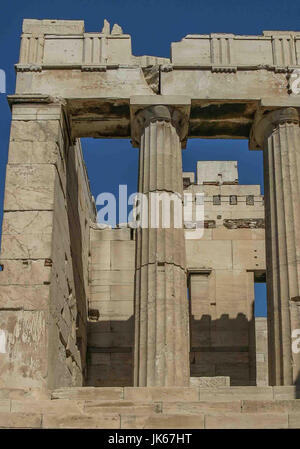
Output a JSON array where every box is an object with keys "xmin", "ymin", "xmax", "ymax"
[{"xmin": 0, "ymin": 19, "xmax": 299, "ymax": 428}]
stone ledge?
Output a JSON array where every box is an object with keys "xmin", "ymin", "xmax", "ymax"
[{"xmin": 190, "ymin": 376, "xmax": 230, "ymax": 387}]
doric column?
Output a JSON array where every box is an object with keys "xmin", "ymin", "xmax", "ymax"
[
  {"xmin": 130, "ymin": 97, "xmax": 191, "ymax": 386},
  {"xmin": 251, "ymin": 107, "xmax": 300, "ymax": 385}
]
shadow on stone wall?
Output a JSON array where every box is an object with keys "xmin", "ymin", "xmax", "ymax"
[
  {"xmin": 86, "ymin": 312, "xmax": 258, "ymax": 387},
  {"xmin": 66, "ymin": 144, "xmax": 88, "ymax": 382},
  {"xmin": 86, "ymin": 317, "xmax": 134, "ymax": 387},
  {"xmin": 190, "ymin": 313, "xmax": 257, "ymax": 386}
]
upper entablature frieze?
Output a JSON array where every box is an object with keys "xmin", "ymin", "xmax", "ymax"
[
  {"xmin": 171, "ymin": 31, "xmax": 300, "ymax": 72},
  {"xmin": 16, "ymin": 18, "xmax": 170, "ymax": 72}
]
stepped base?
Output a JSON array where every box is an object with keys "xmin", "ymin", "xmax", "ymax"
[{"xmin": 0, "ymin": 386, "xmax": 299, "ymax": 428}]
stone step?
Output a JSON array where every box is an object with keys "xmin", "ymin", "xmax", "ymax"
[
  {"xmin": 51, "ymin": 386, "xmax": 300, "ymax": 402},
  {"xmin": 83, "ymin": 400, "xmax": 162, "ymax": 415},
  {"xmin": 51, "ymin": 387, "xmax": 123, "ymax": 401},
  {"xmin": 5, "ymin": 397, "xmax": 300, "ymax": 417},
  {"xmin": 204, "ymin": 413, "xmax": 290, "ymax": 429},
  {"xmin": 2, "ymin": 386, "xmax": 299, "ymax": 428},
  {"xmin": 241, "ymin": 399, "xmax": 300, "ymax": 413},
  {"xmin": 119, "ymin": 412, "xmax": 299, "ymax": 429},
  {"xmin": 0, "ymin": 409, "xmax": 299, "ymax": 429}
]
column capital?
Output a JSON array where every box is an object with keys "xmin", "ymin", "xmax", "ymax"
[
  {"xmin": 130, "ymin": 95, "xmax": 191, "ymax": 148},
  {"xmin": 250, "ymin": 106, "xmax": 300, "ymax": 150}
]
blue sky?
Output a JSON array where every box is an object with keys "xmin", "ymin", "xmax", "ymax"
[{"xmin": 1, "ymin": 0, "xmax": 299, "ymax": 315}]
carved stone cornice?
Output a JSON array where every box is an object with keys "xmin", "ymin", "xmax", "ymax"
[
  {"xmin": 250, "ymin": 107, "xmax": 300, "ymax": 150},
  {"xmin": 130, "ymin": 95, "xmax": 191, "ymax": 148}
]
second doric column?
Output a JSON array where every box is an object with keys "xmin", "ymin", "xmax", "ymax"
[
  {"xmin": 130, "ymin": 98, "xmax": 191, "ymax": 386},
  {"xmin": 251, "ymin": 107, "xmax": 300, "ymax": 385}
]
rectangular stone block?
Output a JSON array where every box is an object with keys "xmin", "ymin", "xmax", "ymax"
[
  {"xmin": 11, "ymin": 399, "xmax": 84, "ymax": 414},
  {"xmin": 124, "ymin": 387, "xmax": 199, "ymax": 402},
  {"xmin": 186, "ymin": 240, "xmax": 232, "ymax": 269},
  {"xmin": 110, "ymin": 285, "xmax": 134, "ymax": 301},
  {"xmin": 0, "ymin": 285, "xmax": 49, "ymax": 310},
  {"xmin": 273, "ymin": 386, "xmax": 300, "ymax": 400},
  {"xmin": 190, "ymin": 377, "xmax": 230, "ymax": 387},
  {"xmin": 51, "ymin": 387, "xmax": 124, "ymax": 401},
  {"xmin": 110, "ymin": 241, "xmax": 135, "ymax": 270},
  {"xmin": 22, "ymin": 19, "xmax": 84, "ymax": 34},
  {"xmin": 8, "ymin": 141, "xmax": 60, "ymax": 165},
  {"xmin": 44, "ymin": 38, "xmax": 83, "ymax": 65},
  {"xmin": 0, "ymin": 234, "xmax": 52, "ymax": 259},
  {"xmin": 10, "ymin": 119, "xmax": 61, "ymax": 142},
  {"xmin": 0, "ymin": 388, "xmax": 50, "ymax": 400},
  {"xmin": 0, "ymin": 260, "xmax": 51, "ymax": 285},
  {"xmin": 288, "ymin": 413, "xmax": 300, "ymax": 428},
  {"xmin": 232, "ymin": 240, "xmax": 265, "ymax": 270},
  {"xmin": 87, "ymin": 331, "xmax": 134, "ymax": 348},
  {"xmin": 0, "ymin": 412, "xmax": 42, "ymax": 428},
  {"xmin": 91, "ymin": 241, "xmax": 110, "ymax": 269},
  {"xmin": 42, "ymin": 413, "xmax": 120, "ymax": 429},
  {"xmin": 84, "ymin": 401, "xmax": 161, "ymax": 416},
  {"xmin": 0, "ymin": 400, "xmax": 10, "ymax": 412},
  {"xmin": 212, "ymin": 228, "xmax": 265, "ymax": 241},
  {"xmin": 205, "ymin": 413, "xmax": 288, "ymax": 429},
  {"xmin": 2, "ymin": 211, "xmax": 53, "ymax": 235},
  {"xmin": 242, "ymin": 400, "xmax": 300, "ymax": 413},
  {"xmin": 199, "ymin": 387, "xmax": 273, "ymax": 402},
  {"xmin": 121, "ymin": 414, "xmax": 204, "ymax": 429},
  {"xmin": 89, "ymin": 286, "xmax": 111, "ymax": 302},
  {"xmin": 0, "ymin": 311, "xmax": 48, "ymax": 389},
  {"xmin": 4, "ymin": 164, "xmax": 56, "ymax": 211},
  {"xmin": 92, "ymin": 301, "xmax": 133, "ymax": 320},
  {"xmin": 162, "ymin": 401, "xmax": 241, "ymax": 415},
  {"xmin": 90, "ymin": 228, "xmax": 131, "ymax": 241},
  {"xmin": 90, "ymin": 270, "xmax": 135, "ymax": 286}
]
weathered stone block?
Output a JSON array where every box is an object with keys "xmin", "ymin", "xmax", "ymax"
[
  {"xmin": 51, "ymin": 387, "xmax": 124, "ymax": 401},
  {"xmin": 288, "ymin": 413, "xmax": 300, "ymax": 428},
  {"xmin": 91, "ymin": 241, "xmax": 110, "ymax": 269},
  {"xmin": 242, "ymin": 400, "xmax": 300, "ymax": 413},
  {"xmin": 273, "ymin": 386, "xmax": 300, "ymax": 400},
  {"xmin": 11, "ymin": 399, "xmax": 84, "ymax": 414},
  {"xmin": 190, "ymin": 377, "xmax": 230, "ymax": 387},
  {"xmin": 0, "ymin": 285, "xmax": 49, "ymax": 310},
  {"xmin": 4, "ymin": 164, "xmax": 56, "ymax": 211},
  {"xmin": 121, "ymin": 413, "xmax": 204, "ymax": 429},
  {"xmin": 0, "ymin": 311, "xmax": 48, "ymax": 388},
  {"xmin": 124, "ymin": 387, "xmax": 199, "ymax": 402},
  {"xmin": 10, "ymin": 120, "xmax": 61, "ymax": 143},
  {"xmin": 84, "ymin": 401, "xmax": 161, "ymax": 416},
  {"xmin": 162, "ymin": 401, "xmax": 241, "ymax": 415},
  {"xmin": 42, "ymin": 412, "xmax": 120, "ymax": 429},
  {"xmin": 0, "ymin": 260, "xmax": 51, "ymax": 285},
  {"xmin": 205, "ymin": 413, "xmax": 288, "ymax": 429},
  {"xmin": 22, "ymin": 19, "xmax": 84, "ymax": 34},
  {"xmin": 199, "ymin": 387, "xmax": 273, "ymax": 402},
  {"xmin": 110, "ymin": 241, "xmax": 135, "ymax": 270},
  {"xmin": 8, "ymin": 141, "xmax": 60, "ymax": 165},
  {"xmin": 0, "ymin": 412, "xmax": 42, "ymax": 428},
  {"xmin": 0, "ymin": 400, "xmax": 11, "ymax": 412},
  {"xmin": 1, "ymin": 234, "xmax": 52, "ymax": 260}
]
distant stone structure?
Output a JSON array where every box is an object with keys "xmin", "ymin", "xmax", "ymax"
[{"xmin": 0, "ymin": 19, "xmax": 299, "ymax": 429}]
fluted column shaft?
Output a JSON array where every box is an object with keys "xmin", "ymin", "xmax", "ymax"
[
  {"xmin": 133, "ymin": 105, "xmax": 190, "ymax": 386},
  {"xmin": 254, "ymin": 107, "xmax": 300, "ymax": 385}
]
